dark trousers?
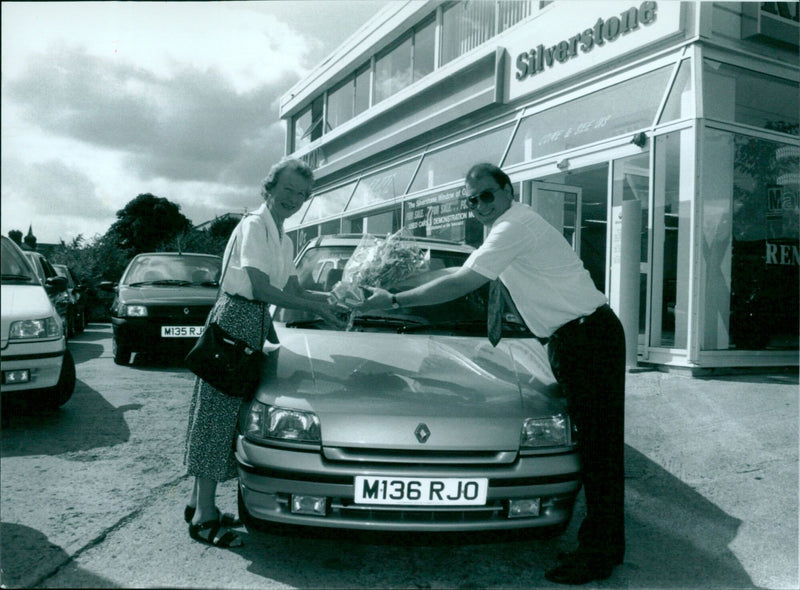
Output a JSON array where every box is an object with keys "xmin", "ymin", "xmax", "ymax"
[{"xmin": 547, "ymin": 304, "xmax": 626, "ymax": 562}]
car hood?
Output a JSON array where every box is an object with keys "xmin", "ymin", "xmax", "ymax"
[
  {"xmin": 1, "ymin": 284, "xmax": 58, "ymax": 348},
  {"xmin": 255, "ymin": 327, "xmax": 562, "ymax": 451},
  {"xmin": 118, "ymin": 285, "xmax": 218, "ymax": 305}
]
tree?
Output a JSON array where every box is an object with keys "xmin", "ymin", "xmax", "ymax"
[
  {"xmin": 107, "ymin": 193, "xmax": 191, "ymax": 255},
  {"xmin": 162, "ymin": 213, "xmax": 241, "ymax": 256},
  {"xmin": 8, "ymin": 229, "xmax": 22, "ymax": 246}
]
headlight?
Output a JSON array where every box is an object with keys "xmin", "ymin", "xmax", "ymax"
[
  {"xmin": 244, "ymin": 402, "xmax": 321, "ymax": 444},
  {"xmin": 9, "ymin": 317, "xmax": 62, "ymax": 339},
  {"xmin": 520, "ymin": 415, "xmax": 570, "ymax": 448},
  {"xmin": 124, "ymin": 305, "xmax": 148, "ymax": 317}
]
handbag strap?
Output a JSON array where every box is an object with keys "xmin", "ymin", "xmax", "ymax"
[
  {"xmin": 218, "ymin": 213, "xmax": 259, "ymax": 294},
  {"xmin": 217, "ymin": 213, "xmax": 272, "ymax": 298}
]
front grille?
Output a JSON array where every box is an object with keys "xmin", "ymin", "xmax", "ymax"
[
  {"xmin": 334, "ymin": 499, "xmax": 507, "ymax": 523},
  {"xmin": 270, "ymin": 493, "xmax": 507, "ymax": 523},
  {"xmin": 148, "ymin": 305, "xmax": 211, "ymax": 321},
  {"xmin": 324, "ymin": 447, "xmax": 517, "ymax": 465}
]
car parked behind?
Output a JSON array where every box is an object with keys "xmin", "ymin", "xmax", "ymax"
[
  {"xmin": 101, "ymin": 252, "xmax": 222, "ymax": 365},
  {"xmin": 53, "ymin": 264, "xmax": 88, "ymax": 337},
  {"xmin": 22, "ymin": 250, "xmax": 71, "ymax": 339},
  {"xmin": 1, "ymin": 236, "xmax": 76, "ymax": 408},
  {"xmin": 236, "ymin": 234, "xmax": 579, "ymax": 535}
]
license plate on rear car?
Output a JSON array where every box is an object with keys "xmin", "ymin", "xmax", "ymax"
[
  {"xmin": 354, "ymin": 476, "xmax": 488, "ymax": 506},
  {"xmin": 161, "ymin": 326, "xmax": 204, "ymax": 337}
]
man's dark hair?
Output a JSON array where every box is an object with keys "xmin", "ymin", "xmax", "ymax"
[{"xmin": 465, "ymin": 163, "xmax": 514, "ymax": 197}]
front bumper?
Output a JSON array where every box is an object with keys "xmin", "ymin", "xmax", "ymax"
[
  {"xmin": 1, "ymin": 338, "xmax": 65, "ymax": 393},
  {"xmin": 236, "ymin": 436, "xmax": 581, "ymax": 532},
  {"xmin": 111, "ymin": 317, "xmax": 206, "ymax": 353}
]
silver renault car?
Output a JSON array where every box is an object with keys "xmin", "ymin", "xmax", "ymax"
[{"xmin": 236, "ymin": 235, "xmax": 580, "ymax": 533}]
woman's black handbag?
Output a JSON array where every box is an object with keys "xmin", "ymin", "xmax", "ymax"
[
  {"xmin": 185, "ymin": 322, "xmax": 265, "ymax": 399},
  {"xmin": 185, "ymin": 221, "xmax": 267, "ymax": 399}
]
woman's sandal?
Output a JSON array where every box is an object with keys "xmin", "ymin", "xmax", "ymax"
[
  {"xmin": 188, "ymin": 518, "xmax": 243, "ymax": 548},
  {"xmin": 184, "ymin": 505, "xmax": 241, "ymax": 527}
]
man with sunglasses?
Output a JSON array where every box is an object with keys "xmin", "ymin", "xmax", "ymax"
[{"xmin": 359, "ymin": 162, "xmax": 626, "ymax": 585}]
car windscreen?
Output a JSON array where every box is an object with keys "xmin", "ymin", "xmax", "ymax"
[
  {"xmin": 277, "ymin": 244, "xmax": 533, "ymax": 338},
  {"xmin": 122, "ymin": 255, "xmax": 222, "ymax": 286},
  {"xmin": 1, "ymin": 238, "xmax": 38, "ymax": 284}
]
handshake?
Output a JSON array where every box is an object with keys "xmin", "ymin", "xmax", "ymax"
[{"xmin": 327, "ymin": 283, "xmax": 392, "ymax": 313}]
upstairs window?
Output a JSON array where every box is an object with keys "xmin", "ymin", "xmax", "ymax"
[
  {"xmin": 326, "ymin": 63, "xmax": 372, "ymax": 133},
  {"xmin": 294, "ymin": 96, "xmax": 323, "ymax": 151},
  {"xmin": 374, "ymin": 18, "xmax": 437, "ymax": 104},
  {"xmin": 441, "ymin": 1, "xmax": 532, "ymax": 65},
  {"xmin": 375, "ymin": 34, "xmax": 413, "ymax": 104}
]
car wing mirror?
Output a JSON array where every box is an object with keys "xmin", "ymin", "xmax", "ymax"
[
  {"xmin": 98, "ymin": 280, "xmax": 118, "ymax": 292},
  {"xmin": 46, "ymin": 276, "xmax": 68, "ymax": 293}
]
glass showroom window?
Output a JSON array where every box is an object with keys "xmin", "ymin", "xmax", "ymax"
[
  {"xmin": 302, "ymin": 182, "xmax": 356, "ymax": 225},
  {"xmin": 410, "ymin": 123, "xmax": 515, "ymax": 192},
  {"xmin": 701, "ymin": 129, "xmax": 799, "ymax": 351},
  {"xmin": 346, "ymin": 160, "xmax": 418, "ymax": 212},
  {"xmin": 505, "ymin": 66, "xmax": 673, "ymax": 166},
  {"xmin": 658, "ymin": 59, "xmax": 693, "ymax": 124},
  {"xmin": 651, "ymin": 131, "xmax": 692, "ymax": 350},
  {"xmin": 703, "ymin": 61, "xmax": 799, "ymax": 132}
]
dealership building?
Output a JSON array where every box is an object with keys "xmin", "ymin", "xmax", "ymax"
[{"xmin": 278, "ymin": 1, "xmax": 799, "ymax": 370}]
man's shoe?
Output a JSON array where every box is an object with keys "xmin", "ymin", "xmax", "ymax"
[{"xmin": 545, "ymin": 559, "xmax": 615, "ymax": 585}]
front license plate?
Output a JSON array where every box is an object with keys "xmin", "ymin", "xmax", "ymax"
[
  {"xmin": 161, "ymin": 326, "xmax": 204, "ymax": 338},
  {"xmin": 354, "ymin": 476, "xmax": 488, "ymax": 506}
]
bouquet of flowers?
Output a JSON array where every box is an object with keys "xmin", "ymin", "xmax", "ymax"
[{"xmin": 330, "ymin": 230, "xmax": 430, "ymax": 308}]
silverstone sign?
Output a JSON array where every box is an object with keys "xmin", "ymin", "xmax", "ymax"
[{"xmin": 505, "ymin": 1, "xmax": 683, "ymax": 102}]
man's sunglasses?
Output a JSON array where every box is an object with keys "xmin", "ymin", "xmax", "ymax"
[{"xmin": 466, "ymin": 188, "xmax": 500, "ymax": 209}]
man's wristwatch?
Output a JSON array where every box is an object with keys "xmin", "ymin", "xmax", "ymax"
[{"xmin": 391, "ymin": 294, "xmax": 400, "ymax": 309}]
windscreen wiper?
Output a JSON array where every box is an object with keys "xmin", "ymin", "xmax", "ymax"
[
  {"xmin": 351, "ymin": 314, "xmax": 427, "ymax": 328},
  {"xmin": 399, "ymin": 319, "xmax": 486, "ymax": 333},
  {"xmin": 1, "ymin": 274, "xmax": 35, "ymax": 282},
  {"xmin": 129, "ymin": 280, "xmax": 192, "ymax": 286}
]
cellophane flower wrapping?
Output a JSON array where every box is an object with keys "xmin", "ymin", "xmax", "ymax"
[{"xmin": 331, "ymin": 230, "xmax": 430, "ymax": 308}]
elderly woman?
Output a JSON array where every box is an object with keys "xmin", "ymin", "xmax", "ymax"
[{"xmin": 184, "ymin": 157, "xmax": 343, "ymax": 548}]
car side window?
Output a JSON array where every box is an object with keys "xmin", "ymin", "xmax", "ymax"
[{"xmin": 41, "ymin": 258, "xmax": 58, "ymax": 279}]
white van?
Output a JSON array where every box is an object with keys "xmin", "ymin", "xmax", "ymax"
[{"xmin": 1, "ymin": 236, "xmax": 75, "ymax": 408}]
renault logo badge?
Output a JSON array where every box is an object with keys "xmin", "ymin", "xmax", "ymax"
[{"xmin": 414, "ymin": 423, "xmax": 431, "ymax": 444}]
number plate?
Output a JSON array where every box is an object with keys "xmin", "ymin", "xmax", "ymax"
[
  {"xmin": 354, "ymin": 476, "xmax": 488, "ymax": 506},
  {"xmin": 161, "ymin": 326, "xmax": 204, "ymax": 338}
]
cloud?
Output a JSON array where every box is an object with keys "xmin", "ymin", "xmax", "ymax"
[
  {"xmin": 0, "ymin": 1, "xmax": 387, "ymax": 243},
  {"xmin": 3, "ymin": 157, "xmax": 113, "ymax": 219},
  {"xmin": 7, "ymin": 46, "xmax": 297, "ymax": 185}
]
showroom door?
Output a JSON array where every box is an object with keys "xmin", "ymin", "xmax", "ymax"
[{"xmin": 525, "ymin": 181, "xmax": 584, "ymax": 255}]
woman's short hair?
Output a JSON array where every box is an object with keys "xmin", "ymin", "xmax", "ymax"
[
  {"xmin": 261, "ymin": 157, "xmax": 314, "ymax": 199},
  {"xmin": 465, "ymin": 163, "xmax": 514, "ymax": 197}
]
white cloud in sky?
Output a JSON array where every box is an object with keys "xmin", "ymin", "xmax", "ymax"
[{"xmin": 1, "ymin": 1, "xmax": 385, "ymax": 244}]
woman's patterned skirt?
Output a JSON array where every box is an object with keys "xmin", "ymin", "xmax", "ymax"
[{"xmin": 184, "ymin": 292, "xmax": 273, "ymax": 482}]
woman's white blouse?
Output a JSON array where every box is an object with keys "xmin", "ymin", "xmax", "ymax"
[{"xmin": 220, "ymin": 203, "xmax": 297, "ymax": 299}]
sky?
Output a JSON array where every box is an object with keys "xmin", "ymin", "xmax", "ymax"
[{"xmin": 1, "ymin": 0, "xmax": 388, "ymax": 245}]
